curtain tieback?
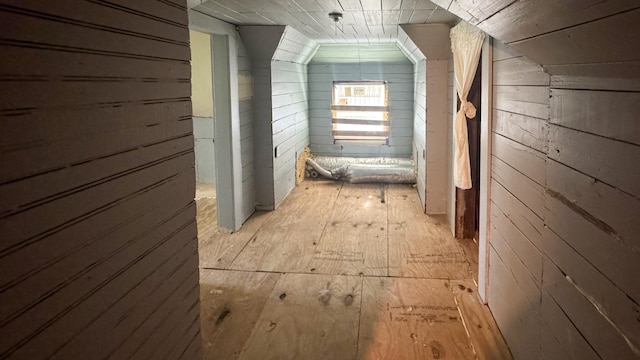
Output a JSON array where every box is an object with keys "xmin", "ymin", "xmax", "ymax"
[{"xmin": 460, "ymin": 100, "xmax": 477, "ymax": 119}]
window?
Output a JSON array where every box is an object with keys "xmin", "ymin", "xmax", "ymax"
[{"xmin": 332, "ymin": 81, "xmax": 389, "ymax": 144}]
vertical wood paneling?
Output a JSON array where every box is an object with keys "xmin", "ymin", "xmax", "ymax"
[{"xmin": 0, "ymin": 2, "xmax": 201, "ymax": 359}]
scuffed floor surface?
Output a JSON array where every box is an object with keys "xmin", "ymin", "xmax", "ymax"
[{"xmin": 197, "ymin": 180, "xmax": 512, "ymax": 360}]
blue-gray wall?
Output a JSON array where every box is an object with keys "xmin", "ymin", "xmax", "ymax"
[
  {"xmin": 193, "ymin": 116, "xmax": 215, "ymax": 183},
  {"xmin": 307, "ymin": 62, "xmax": 414, "ymax": 157},
  {"xmin": 412, "ymin": 59, "xmax": 427, "ymax": 208},
  {"xmin": 237, "ymin": 41, "xmax": 256, "ymax": 219},
  {"xmin": 270, "ymin": 28, "xmax": 314, "ymax": 207}
]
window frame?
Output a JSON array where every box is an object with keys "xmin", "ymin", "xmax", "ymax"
[{"xmin": 331, "ymin": 80, "xmax": 389, "ymax": 144}]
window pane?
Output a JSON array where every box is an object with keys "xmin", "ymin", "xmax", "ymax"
[{"xmin": 332, "ymin": 81, "xmax": 389, "ymax": 143}]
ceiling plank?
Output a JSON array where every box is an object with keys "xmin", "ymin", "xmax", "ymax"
[
  {"xmin": 455, "ymin": 0, "xmax": 516, "ymax": 23},
  {"xmin": 478, "ymin": 0, "xmax": 640, "ymax": 43}
]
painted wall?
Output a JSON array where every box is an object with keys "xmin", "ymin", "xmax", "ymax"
[
  {"xmin": 487, "ymin": 39, "xmax": 640, "ymax": 359},
  {"xmin": 424, "ymin": 60, "xmax": 449, "ymax": 214},
  {"xmin": 237, "ymin": 37, "xmax": 256, "ymax": 219},
  {"xmin": 190, "ymin": 30, "xmax": 215, "ymax": 184},
  {"xmin": 193, "ymin": 116, "xmax": 215, "ymax": 183},
  {"xmin": 446, "ymin": 57, "xmax": 455, "ymax": 235},
  {"xmin": 271, "ymin": 27, "xmax": 314, "ymax": 207},
  {"xmin": 238, "ymin": 25, "xmax": 313, "ymax": 210},
  {"xmin": 0, "ymin": 2, "xmax": 201, "ymax": 358},
  {"xmin": 189, "ymin": 30, "xmax": 213, "ymax": 117},
  {"xmin": 308, "ymin": 60, "xmax": 414, "ymax": 157},
  {"xmin": 412, "ymin": 59, "xmax": 427, "ymax": 208},
  {"xmin": 400, "ymin": 24, "xmax": 452, "ymax": 214},
  {"xmin": 190, "ymin": 10, "xmax": 256, "ymax": 228}
]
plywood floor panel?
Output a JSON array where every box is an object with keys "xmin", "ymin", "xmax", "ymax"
[
  {"xmin": 198, "ymin": 209, "xmax": 275, "ymax": 269},
  {"xmin": 238, "ymin": 273, "xmax": 362, "ymax": 360},
  {"xmin": 199, "ymin": 269, "xmax": 281, "ymax": 360},
  {"xmin": 307, "ymin": 182, "xmax": 389, "ymax": 276},
  {"xmin": 228, "ymin": 180, "xmax": 341, "ymax": 273},
  {"xmin": 387, "ymin": 185, "xmax": 471, "ymax": 279},
  {"xmin": 357, "ymin": 277, "xmax": 475, "ymax": 360},
  {"xmin": 196, "ymin": 180, "xmax": 511, "ymax": 360}
]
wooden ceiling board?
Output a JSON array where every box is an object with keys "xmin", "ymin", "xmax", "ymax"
[
  {"xmin": 409, "ymin": 9, "xmax": 431, "ymax": 23},
  {"xmin": 361, "ymin": 0, "xmax": 383, "ymax": 11},
  {"xmin": 425, "ymin": 8, "xmax": 459, "ymax": 24},
  {"xmin": 383, "ymin": 0, "xmax": 403, "ymax": 11},
  {"xmin": 479, "ymin": 0, "xmax": 640, "ymax": 43},
  {"xmin": 508, "ymin": 9, "xmax": 640, "ymax": 66},
  {"xmin": 309, "ymin": 44, "xmax": 411, "ymax": 64},
  {"xmin": 337, "ymin": 0, "xmax": 364, "ymax": 11},
  {"xmin": 455, "ymin": 0, "xmax": 515, "ymax": 22},
  {"xmin": 194, "ymin": 0, "xmax": 459, "ymax": 43}
]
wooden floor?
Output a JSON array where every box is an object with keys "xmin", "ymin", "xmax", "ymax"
[{"xmin": 196, "ymin": 180, "xmax": 512, "ymax": 360}]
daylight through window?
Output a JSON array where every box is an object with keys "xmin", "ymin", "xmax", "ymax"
[{"xmin": 332, "ymin": 81, "xmax": 389, "ymax": 143}]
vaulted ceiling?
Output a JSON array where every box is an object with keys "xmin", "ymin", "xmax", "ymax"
[
  {"xmin": 188, "ymin": 0, "xmax": 460, "ymax": 43},
  {"xmin": 188, "ymin": 0, "xmax": 640, "ymax": 80}
]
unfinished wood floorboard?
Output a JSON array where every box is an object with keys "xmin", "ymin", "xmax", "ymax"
[
  {"xmin": 308, "ymin": 183, "xmax": 388, "ymax": 276},
  {"xmin": 229, "ymin": 180, "xmax": 341, "ymax": 273},
  {"xmin": 452, "ymin": 280, "xmax": 513, "ymax": 360},
  {"xmin": 357, "ymin": 277, "xmax": 475, "ymax": 360},
  {"xmin": 198, "ymin": 209, "xmax": 274, "ymax": 269},
  {"xmin": 459, "ymin": 239, "xmax": 480, "ymax": 283},
  {"xmin": 387, "ymin": 185, "xmax": 471, "ymax": 279},
  {"xmin": 199, "ymin": 269, "xmax": 281, "ymax": 360},
  {"xmin": 238, "ymin": 273, "xmax": 361, "ymax": 360}
]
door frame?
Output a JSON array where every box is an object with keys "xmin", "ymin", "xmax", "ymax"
[
  {"xmin": 477, "ymin": 36, "xmax": 493, "ymax": 303},
  {"xmin": 190, "ymin": 13, "xmax": 244, "ymax": 232}
]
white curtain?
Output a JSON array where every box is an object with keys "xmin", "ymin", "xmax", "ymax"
[{"xmin": 450, "ymin": 21, "xmax": 485, "ymax": 189}]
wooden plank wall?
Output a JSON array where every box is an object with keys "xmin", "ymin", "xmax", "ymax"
[
  {"xmin": 412, "ymin": 59, "xmax": 427, "ymax": 209},
  {"xmin": 0, "ymin": 1, "xmax": 201, "ymax": 359},
  {"xmin": 238, "ymin": 26, "xmax": 285, "ymax": 211},
  {"xmin": 307, "ymin": 60, "xmax": 414, "ymax": 157},
  {"xmin": 446, "ymin": 57, "xmax": 456, "ymax": 234},
  {"xmin": 488, "ymin": 40, "xmax": 549, "ymax": 359},
  {"xmin": 237, "ymin": 40, "xmax": 257, "ymax": 219},
  {"xmin": 271, "ymin": 27, "xmax": 316, "ymax": 207},
  {"xmin": 489, "ymin": 39, "xmax": 640, "ymax": 359},
  {"xmin": 425, "ymin": 59, "xmax": 449, "ymax": 214}
]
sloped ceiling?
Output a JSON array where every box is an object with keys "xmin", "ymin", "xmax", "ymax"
[
  {"xmin": 188, "ymin": 0, "xmax": 460, "ymax": 43},
  {"xmin": 309, "ymin": 44, "xmax": 411, "ymax": 64},
  {"xmin": 431, "ymin": 0, "xmax": 640, "ymax": 78}
]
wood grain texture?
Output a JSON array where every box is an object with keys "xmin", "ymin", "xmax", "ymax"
[
  {"xmin": 238, "ymin": 273, "xmax": 362, "ymax": 360},
  {"xmin": 452, "ymin": 280, "xmax": 513, "ymax": 360},
  {"xmin": 542, "ymin": 257, "xmax": 639, "ymax": 359},
  {"xmin": 509, "ymin": 9, "xmax": 640, "ymax": 67},
  {"xmin": 492, "ymin": 109, "xmax": 548, "ymax": 154},
  {"xmin": 493, "ymin": 85, "xmax": 550, "ymax": 120},
  {"xmin": 0, "ymin": 2, "xmax": 200, "ymax": 358},
  {"xmin": 487, "ymin": 247, "xmax": 541, "ymax": 360},
  {"xmin": 309, "ymin": 183, "xmax": 388, "ymax": 276},
  {"xmin": 230, "ymin": 180, "xmax": 341, "ymax": 273},
  {"xmin": 479, "ymin": 0, "xmax": 639, "ymax": 44},
  {"xmin": 388, "ymin": 185, "xmax": 471, "ymax": 279},
  {"xmin": 551, "ymin": 88, "xmax": 640, "ymax": 146},
  {"xmin": 358, "ymin": 277, "xmax": 475, "ymax": 360},
  {"xmin": 200, "ymin": 269, "xmax": 281, "ymax": 360},
  {"xmin": 548, "ymin": 123, "xmax": 640, "ymax": 198}
]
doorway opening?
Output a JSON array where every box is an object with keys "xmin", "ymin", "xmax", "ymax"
[
  {"xmin": 454, "ymin": 55, "xmax": 482, "ymax": 283},
  {"xmin": 190, "ymin": 29, "xmax": 218, "ymax": 240}
]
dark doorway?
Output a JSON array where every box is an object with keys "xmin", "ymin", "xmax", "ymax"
[{"xmin": 455, "ymin": 56, "xmax": 482, "ymax": 241}]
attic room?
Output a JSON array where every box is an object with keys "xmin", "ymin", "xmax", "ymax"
[{"xmin": 0, "ymin": 1, "xmax": 638, "ymax": 359}]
